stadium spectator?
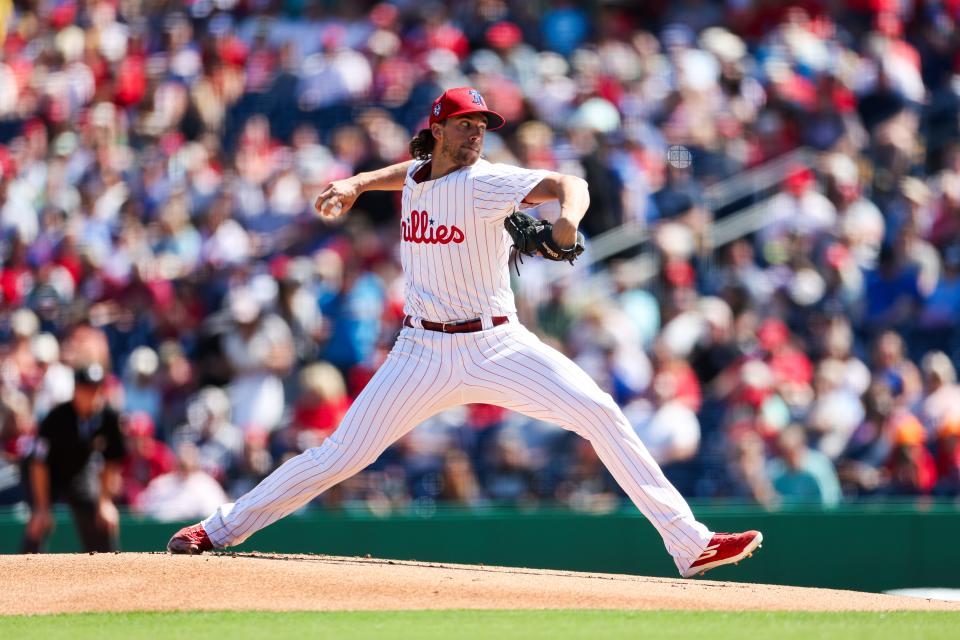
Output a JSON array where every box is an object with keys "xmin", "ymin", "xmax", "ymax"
[
  {"xmin": 918, "ymin": 351, "xmax": 960, "ymax": 432},
  {"xmin": 274, "ymin": 257, "xmax": 325, "ymax": 365},
  {"xmin": 816, "ymin": 317, "xmax": 871, "ymax": 397},
  {"xmin": 0, "ymin": 388, "xmax": 31, "ymax": 505},
  {"xmin": 767, "ymin": 426, "xmax": 842, "ymax": 508},
  {"xmin": 720, "ymin": 427, "xmax": 778, "ymax": 508},
  {"xmin": 134, "ymin": 442, "xmax": 229, "ymax": 522},
  {"xmin": 862, "ymin": 246, "xmax": 923, "ymax": 335},
  {"xmin": 884, "ymin": 414, "xmax": 938, "ymax": 496},
  {"xmin": 122, "ymin": 347, "xmax": 163, "ymax": 428},
  {"xmin": 824, "ymin": 153, "xmax": 885, "ymax": 270},
  {"xmin": 932, "ymin": 417, "xmax": 960, "ymax": 496},
  {"xmin": 317, "ymin": 248, "xmax": 387, "ymax": 377},
  {"xmin": 437, "ymin": 449, "xmax": 483, "ymax": 507},
  {"xmin": 29, "ymin": 332, "xmax": 74, "ymax": 421},
  {"xmin": 222, "ymin": 287, "xmax": 295, "ymax": 434},
  {"xmin": 759, "ymin": 167, "xmax": 837, "ymax": 247},
  {"xmin": 282, "ymin": 362, "xmax": 351, "ymax": 454},
  {"xmin": 228, "ymin": 428, "xmax": 274, "ymax": 498},
  {"xmin": 916, "ymin": 244, "xmax": 960, "ymax": 355},
  {"xmin": 172, "ymin": 386, "xmax": 243, "ymax": 485},
  {"xmin": 554, "ymin": 435, "xmax": 621, "ymax": 513},
  {"xmin": 871, "ymin": 330, "xmax": 923, "ymax": 406},
  {"xmin": 4, "ymin": 309, "xmax": 41, "ymax": 389},
  {"xmin": 806, "ymin": 358, "xmax": 865, "ymax": 460},
  {"xmin": 484, "ymin": 431, "xmax": 540, "ymax": 506},
  {"xmin": 120, "ymin": 412, "xmax": 176, "ymax": 507},
  {"xmin": 837, "ymin": 379, "xmax": 898, "ymax": 497},
  {"xmin": 625, "ymin": 370, "xmax": 701, "ymax": 466}
]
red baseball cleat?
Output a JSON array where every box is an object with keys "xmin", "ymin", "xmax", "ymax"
[
  {"xmin": 166, "ymin": 523, "xmax": 215, "ymax": 555},
  {"xmin": 682, "ymin": 530, "xmax": 763, "ymax": 578}
]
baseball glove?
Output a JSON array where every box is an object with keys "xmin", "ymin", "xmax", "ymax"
[{"xmin": 504, "ymin": 211, "xmax": 585, "ymax": 274}]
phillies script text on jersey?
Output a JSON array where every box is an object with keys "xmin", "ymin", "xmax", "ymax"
[{"xmin": 402, "ymin": 210, "xmax": 465, "ymax": 244}]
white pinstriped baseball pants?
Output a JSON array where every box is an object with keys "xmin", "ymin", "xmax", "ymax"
[{"xmin": 202, "ymin": 321, "xmax": 713, "ymax": 573}]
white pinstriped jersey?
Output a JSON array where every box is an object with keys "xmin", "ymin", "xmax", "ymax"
[
  {"xmin": 400, "ymin": 158, "xmax": 548, "ymax": 321},
  {"xmin": 201, "ymin": 161, "xmax": 717, "ymax": 571}
]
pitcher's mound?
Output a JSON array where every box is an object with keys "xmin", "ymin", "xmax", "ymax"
[{"xmin": 3, "ymin": 552, "xmax": 957, "ymax": 615}]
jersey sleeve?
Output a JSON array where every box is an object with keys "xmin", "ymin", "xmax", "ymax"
[
  {"xmin": 100, "ymin": 410, "xmax": 127, "ymax": 462},
  {"xmin": 29, "ymin": 405, "xmax": 61, "ymax": 462},
  {"xmin": 473, "ymin": 163, "xmax": 550, "ymax": 221},
  {"xmin": 407, "ymin": 159, "xmax": 430, "ymax": 180}
]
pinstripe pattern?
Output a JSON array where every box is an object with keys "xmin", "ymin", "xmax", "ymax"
[
  {"xmin": 203, "ymin": 329, "xmax": 462, "ymax": 547},
  {"xmin": 198, "ymin": 159, "xmax": 713, "ymax": 575},
  {"xmin": 400, "ymin": 159, "xmax": 548, "ymax": 321},
  {"xmin": 203, "ymin": 322, "xmax": 712, "ymax": 571},
  {"xmin": 460, "ymin": 323, "xmax": 712, "ymax": 571}
]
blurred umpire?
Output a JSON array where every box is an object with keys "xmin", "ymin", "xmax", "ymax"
[{"xmin": 22, "ymin": 363, "xmax": 126, "ymax": 552}]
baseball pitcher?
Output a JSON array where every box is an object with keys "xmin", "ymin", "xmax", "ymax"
[{"xmin": 168, "ymin": 87, "xmax": 762, "ymax": 578}]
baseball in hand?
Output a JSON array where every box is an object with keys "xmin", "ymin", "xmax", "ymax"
[{"xmin": 317, "ymin": 196, "xmax": 343, "ymax": 217}]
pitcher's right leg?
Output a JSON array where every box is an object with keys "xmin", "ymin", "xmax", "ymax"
[
  {"xmin": 190, "ymin": 330, "xmax": 461, "ymax": 549},
  {"xmin": 459, "ymin": 323, "xmax": 714, "ymax": 573}
]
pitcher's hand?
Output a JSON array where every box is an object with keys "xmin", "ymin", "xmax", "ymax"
[{"xmin": 315, "ymin": 179, "xmax": 361, "ymax": 218}]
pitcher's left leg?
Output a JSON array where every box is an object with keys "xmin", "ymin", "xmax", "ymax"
[{"xmin": 463, "ymin": 324, "xmax": 712, "ymax": 573}]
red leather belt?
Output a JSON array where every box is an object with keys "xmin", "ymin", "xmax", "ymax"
[{"xmin": 403, "ymin": 315, "xmax": 509, "ymax": 334}]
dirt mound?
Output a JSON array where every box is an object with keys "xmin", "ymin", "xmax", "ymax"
[{"xmin": 3, "ymin": 552, "xmax": 957, "ymax": 615}]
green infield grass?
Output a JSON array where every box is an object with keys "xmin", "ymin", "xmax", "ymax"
[{"xmin": 3, "ymin": 610, "xmax": 960, "ymax": 640}]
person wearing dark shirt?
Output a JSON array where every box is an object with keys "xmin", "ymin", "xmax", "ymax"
[{"xmin": 23, "ymin": 364, "xmax": 126, "ymax": 553}]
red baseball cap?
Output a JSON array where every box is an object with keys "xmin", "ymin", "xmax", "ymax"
[
  {"xmin": 126, "ymin": 412, "xmax": 156, "ymax": 438},
  {"xmin": 429, "ymin": 87, "xmax": 505, "ymax": 130}
]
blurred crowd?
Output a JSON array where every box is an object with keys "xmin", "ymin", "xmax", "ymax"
[{"xmin": 2, "ymin": 0, "xmax": 960, "ymax": 530}]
